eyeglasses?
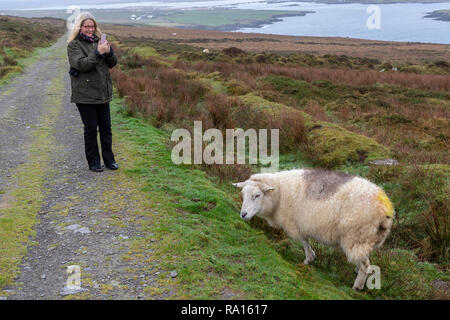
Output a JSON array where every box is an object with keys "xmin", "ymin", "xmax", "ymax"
[{"xmin": 81, "ymin": 25, "xmax": 96, "ymax": 29}]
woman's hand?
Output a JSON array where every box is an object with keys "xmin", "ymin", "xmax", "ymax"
[
  {"xmin": 105, "ymin": 41, "xmax": 111, "ymax": 54},
  {"xmin": 97, "ymin": 41, "xmax": 109, "ymax": 55}
]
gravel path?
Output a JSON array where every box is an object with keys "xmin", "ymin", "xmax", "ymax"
[{"xmin": 0, "ymin": 35, "xmax": 173, "ymax": 300}]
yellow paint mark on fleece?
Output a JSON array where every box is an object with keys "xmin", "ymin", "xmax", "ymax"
[{"xmin": 377, "ymin": 191, "xmax": 394, "ymax": 217}]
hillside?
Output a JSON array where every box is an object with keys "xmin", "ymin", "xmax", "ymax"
[
  {"xmin": 103, "ymin": 24, "xmax": 449, "ymax": 298},
  {"xmin": 0, "ymin": 20, "xmax": 448, "ymax": 300},
  {"xmin": 103, "ymin": 24, "xmax": 450, "ymax": 64}
]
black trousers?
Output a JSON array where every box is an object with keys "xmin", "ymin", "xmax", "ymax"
[{"xmin": 76, "ymin": 103, "xmax": 115, "ymax": 167}]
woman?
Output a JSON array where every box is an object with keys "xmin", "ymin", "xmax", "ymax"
[{"xmin": 67, "ymin": 12, "xmax": 119, "ymax": 172}]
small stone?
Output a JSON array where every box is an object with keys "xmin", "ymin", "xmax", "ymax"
[
  {"xmin": 110, "ymin": 280, "xmax": 120, "ymax": 287},
  {"xmin": 65, "ymin": 224, "xmax": 81, "ymax": 231},
  {"xmin": 170, "ymin": 271, "xmax": 178, "ymax": 278},
  {"xmin": 60, "ymin": 286, "xmax": 84, "ymax": 296},
  {"xmin": 41, "ymin": 274, "xmax": 46, "ymax": 279},
  {"xmin": 119, "ymin": 235, "xmax": 129, "ymax": 240},
  {"xmin": 369, "ymin": 159, "xmax": 399, "ymax": 166},
  {"xmin": 74, "ymin": 227, "xmax": 90, "ymax": 235}
]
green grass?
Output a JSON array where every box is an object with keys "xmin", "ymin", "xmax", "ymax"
[
  {"xmin": 130, "ymin": 46, "xmax": 160, "ymax": 58},
  {"xmin": 108, "ymin": 96, "xmax": 447, "ymax": 299}
]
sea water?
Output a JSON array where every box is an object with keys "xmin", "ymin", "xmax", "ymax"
[{"xmin": 235, "ymin": 2, "xmax": 450, "ymax": 44}]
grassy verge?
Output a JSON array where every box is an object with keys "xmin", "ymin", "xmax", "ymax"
[
  {"xmin": 108, "ymin": 96, "xmax": 447, "ymax": 299},
  {"xmin": 109, "ymin": 97, "xmax": 350, "ymax": 299}
]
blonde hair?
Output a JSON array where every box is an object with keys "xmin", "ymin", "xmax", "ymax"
[{"xmin": 68, "ymin": 12, "xmax": 103, "ymax": 43}]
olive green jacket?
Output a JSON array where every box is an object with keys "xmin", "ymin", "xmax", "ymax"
[{"xmin": 67, "ymin": 33, "xmax": 118, "ymax": 104}]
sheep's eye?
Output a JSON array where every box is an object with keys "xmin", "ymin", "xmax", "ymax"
[{"xmin": 254, "ymin": 194, "xmax": 260, "ymax": 198}]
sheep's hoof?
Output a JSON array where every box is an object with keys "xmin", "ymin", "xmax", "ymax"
[{"xmin": 303, "ymin": 258, "xmax": 314, "ymax": 265}]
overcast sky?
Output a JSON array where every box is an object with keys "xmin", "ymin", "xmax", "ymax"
[
  {"xmin": 0, "ymin": 1, "xmax": 152, "ymax": 10},
  {"xmin": 0, "ymin": 0, "xmax": 229, "ymax": 11}
]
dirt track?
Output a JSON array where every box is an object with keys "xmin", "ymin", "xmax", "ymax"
[{"xmin": 0, "ymin": 35, "xmax": 172, "ymax": 300}]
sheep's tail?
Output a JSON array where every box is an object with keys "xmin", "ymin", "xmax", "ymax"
[{"xmin": 375, "ymin": 190, "xmax": 394, "ymax": 249}]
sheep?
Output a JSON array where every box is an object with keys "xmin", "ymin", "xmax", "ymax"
[{"xmin": 233, "ymin": 168, "xmax": 394, "ymax": 290}]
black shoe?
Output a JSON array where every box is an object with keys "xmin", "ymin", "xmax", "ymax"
[
  {"xmin": 105, "ymin": 162, "xmax": 119, "ymax": 170},
  {"xmin": 89, "ymin": 165, "xmax": 104, "ymax": 172}
]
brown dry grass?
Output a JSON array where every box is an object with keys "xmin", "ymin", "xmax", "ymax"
[
  {"xmin": 102, "ymin": 23, "xmax": 450, "ymax": 64},
  {"xmin": 187, "ymin": 62, "xmax": 450, "ymax": 92}
]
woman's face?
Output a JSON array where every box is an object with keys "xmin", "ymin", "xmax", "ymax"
[{"xmin": 80, "ymin": 19, "xmax": 95, "ymax": 37}]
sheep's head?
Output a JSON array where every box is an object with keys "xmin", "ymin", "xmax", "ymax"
[{"xmin": 232, "ymin": 180, "xmax": 275, "ymax": 220}]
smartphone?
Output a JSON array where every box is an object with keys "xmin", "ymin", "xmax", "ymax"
[{"xmin": 100, "ymin": 33, "xmax": 107, "ymax": 44}]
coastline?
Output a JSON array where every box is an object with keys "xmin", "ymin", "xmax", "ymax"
[
  {"xmin": 424, "ymin": 10, "xmax": 450, "ymax": 21},
  {"xmin": 174, "ymin": 11, "xmax": 315, "ymax": 32}
]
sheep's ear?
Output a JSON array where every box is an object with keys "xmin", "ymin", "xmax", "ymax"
[
  {"xmin": 258, "ymin": 182, "xmax": 275, "ymax": 193},
  {"xmin": 232, "ymin": 181, "xmax": 247, "ymax": 188}
]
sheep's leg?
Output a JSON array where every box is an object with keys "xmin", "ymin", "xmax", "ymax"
[
  {"xmin": 302, "ymin": 239, "xmax": 316, "ymax": 265},
  {"xmin": 352, "ymin": 258, "xmax": 370, "ymax": 291}
]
